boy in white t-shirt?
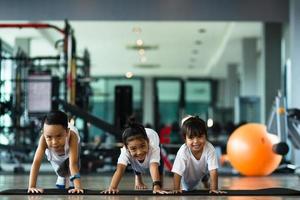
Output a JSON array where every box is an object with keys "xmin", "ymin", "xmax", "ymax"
[
  {"xmin": 28, "ymin": 110, "xmax": 83, "ymax": 194},
  {"xmin": 172, "ymin": 116, "xmax": 225, "ymax": 194},
  {"xmin": 102, "ymin": 119, "xmax": 168, "ymax": 194}
]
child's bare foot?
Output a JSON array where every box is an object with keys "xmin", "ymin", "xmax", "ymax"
[{"xmin": 135, "ymin": 181, "xmax": 147, "ymax": 190}]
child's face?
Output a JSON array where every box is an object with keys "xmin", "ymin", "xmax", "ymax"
[
  {"xmin": 185, "ymin": 134, "xmax": 206, "ymax": 153},
  {"xmin": 126, "ymin": 139, "xmax": 149, "ymax": 162},
  {"xmin": 43, "ymin": 124, "xmax": 68, "ymax": 152}
]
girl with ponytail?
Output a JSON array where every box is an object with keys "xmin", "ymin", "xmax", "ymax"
[{"xmin": 102, "ymin": 118, "xmax": 167, "ymax": 194}]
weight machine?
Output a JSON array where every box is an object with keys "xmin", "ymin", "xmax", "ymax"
[{"xmin": 0, "ymin": 21, "xmax": 92, "ymax": 172}]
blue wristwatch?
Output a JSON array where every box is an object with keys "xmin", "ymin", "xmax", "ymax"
[{"xmin": 70, "ymin": 173, "xmax": 81, "ymax": 181}]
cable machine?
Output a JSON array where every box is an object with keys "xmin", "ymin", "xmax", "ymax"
[{"xmin": 0, "ymin": 21, "xmax": 92, "ymax": 172}]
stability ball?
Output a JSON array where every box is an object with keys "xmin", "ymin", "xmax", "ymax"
[{"xmin": 227, "ymin": 123, "xmax": 282, "ymax": 176}]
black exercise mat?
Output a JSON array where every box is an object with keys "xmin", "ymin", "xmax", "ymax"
[{"xmin": 1, "ymin": 188, "xmax": 300, "ymax": 196}]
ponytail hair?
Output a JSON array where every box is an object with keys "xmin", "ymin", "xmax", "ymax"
[{"xmin": 122, "ymin": 117, "xmax": 148, "ymax": 146}]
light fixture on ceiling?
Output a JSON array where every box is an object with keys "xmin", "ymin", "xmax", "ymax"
[
  {"xmin": 138, "ymin": 48, "xmax": 145, "ymax": 56},
  {"xmin": 198, "ymin": 28, "xmax": 206, "ymax": 33},
  {"xmin": 132, "ymin": 27, "xmax": 142, "ymax": 34},
  {"xmin": 125, "ymin": 71, "xmax": 134, "ymax": 78},
  {"xmin": 195, "ymin": 40, "xmax": 202, "ymax": 45},
  {"xmin": 129, "ymin": 27, "xmax": 160, "ymax": 68},
  {"xmin": 126, "ymin": 44, "xmax": 159, "ymax": 50},
  {"xmin": 134, "ymin": 63, "xmax": 160, "ymax": 68},
  {"xmin": 136, "ymin": 39, "xmax": 143, "ymax": 46},
  {"xmin": 207, "ymin": 118, "xmax": 214, "ymax": 127}
]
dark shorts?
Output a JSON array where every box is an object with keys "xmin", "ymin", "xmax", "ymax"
[
  {"xmin": 201, "ymin": 173, "xmax": 210, "ymax": 183},
  {"xmin": 56, "ymin": 146, "xmax": 81, "ymax": 177}
]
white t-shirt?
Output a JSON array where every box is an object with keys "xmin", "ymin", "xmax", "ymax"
[
  {"xmin": 171, "ymin": 141, "xmax": 218, "ymax": 191},
  {"xmin": 45, "ymin": 124, "xmax": 80, "ymax": 172},
  {"xmin": 117, "ymin": 128, "xmax": 160, "ymax": 174}
]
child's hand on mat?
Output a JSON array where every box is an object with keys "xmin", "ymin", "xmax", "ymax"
[
  {"xmin": 172, "ymin": 189, "xmax": 182, "ymax": 194},
  {"xmin": 101, "ymin": 187, "xmax": 119, "ymax": 194},
  {"xmin": 27, "ymin": 187, "xmax": 44, "ymax": 194},
  {"xmin": 135, "ymin": 182, "xmax": 147, "ymax": 190},
  {"xmin": 153, "ymin": 186, "xmax": 169, "ymax": 194},
  {"xmin": 209, "ymin": 189, "xmax": 227, "ymax": 194},
  {"xmin": 68, "ymin": 188, "xmax": 84, "ymax": 194}
]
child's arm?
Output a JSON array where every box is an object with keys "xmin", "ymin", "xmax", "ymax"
[
  {"xmin": 102, "ymin": 164, "xmax": 127, "ymax": 194},
  {"xmin": 209, "ymin": 169, "xmax": 226, "ymax": 194},
  {"xmin": 28, "ymin": 135, "xmax": 46, "ymax": 193},
  {"xmin": 68, "ymin": 131, "xmax": 83, "ymax": 194},
  {"xmin": 173, "ymin": 172, "xmax": 182, "ymax": 193},
  {"xmin": 149, "ymin": 162, "xmax": 168, "ymax": 194},
  {"xmin": 209, "ymin": 169, "xmax": 218, "ymax": 191},
  {"xmin": 207, "ymin": 144, "xmax": 226, "ymax": 194}
]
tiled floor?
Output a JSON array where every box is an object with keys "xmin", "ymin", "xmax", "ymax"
[{"xmin": 0, "ymin": 173, "xmax": 299, "ymax": 200}]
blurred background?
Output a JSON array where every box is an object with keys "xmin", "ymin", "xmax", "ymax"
[{"xmin": 0, "ymin": 0, "xmax": 299, "ymax": 177}]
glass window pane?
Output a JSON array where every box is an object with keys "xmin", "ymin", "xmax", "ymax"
[
  {"xmin": 157, "ymin": 80, "xmax": 181, "ymax": 125},
  {"xmin": 185, "ymin": 80, "xmax": 212, "ymax": 119},
  {"xmin": 89, "ymin": 77, "xmax": 142, "ymax": 141}
]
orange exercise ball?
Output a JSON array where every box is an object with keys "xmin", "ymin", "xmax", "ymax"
[{"xmin": 227, "ymin": 123, "xmax": 282, "ymax": 176}]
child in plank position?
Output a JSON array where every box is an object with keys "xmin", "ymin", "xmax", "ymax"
[
  {"xmin": 102, "ymin": 119, "xmax": 167, "ymax": 194},
  {"xmin": 172, "ymin": 115, "xmax": 225, "ymax": 194},
  {"xmin": 28, "ymin": 110, "xmax": 83, "ymax": 194}
]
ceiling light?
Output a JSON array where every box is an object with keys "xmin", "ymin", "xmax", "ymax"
[
  {"xmin": 207, "ymin": 118, "xmax": 213, "ymax": 127},
  {"xmin": 138, "ymin": 49, "xmax": 145, "ymax": 55},
  {"xmin": 125, "ymin": 71, "xmax": 134, "ymax": 78},
  {"xmin": 190, "ymin": 58, "xmax": 196, "ymax": 62},
  {"xmin": 136, "ymin": 39, "xmax": 143, "ymax": 46}
]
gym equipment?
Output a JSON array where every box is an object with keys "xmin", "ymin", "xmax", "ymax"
[
  {"xmin": 227, "ymin": 123, "xmax": 282, "ymax": 176},
  {"xmin": 56, "ymin": 98, "xmax": 123, "ymax": 168},
  {"xmin": 114, "ymin": 85, "xmax": 133, "ymax": 139},
  {"xmin": 1, "ymin": 188, "xmax": 299, "ymax": 196},
  {"xmin": 55, "ymin": 98, "xmax": 121, "ymax": 136},
  {"xmin": 267, "ymin": 91, "xmax": 300, "ymax": 174},
  {"xmin": 268, "ymin": 91, "xmax": 300, "ymax": 151},
  {"xmin": 0, "ymin": 21, "xmax": 84, "ymax": 105},
  {"xmin": 0, "ymin": 100, "xmax": 12, "ymax": 116},
  {"xmin": 27, "ymin": 73, "xmax": 52, "ymax": 113},
  {"xmin": 0, "ymin": 21, "xmax": 94, "ymax": 173}
]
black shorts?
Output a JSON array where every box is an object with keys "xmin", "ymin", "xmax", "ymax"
[
  {"xmin": 56, "ymin": 146, "xmax": 81, "ymax": 177},
  {"xmin": 201, "ymin": 173, "xmax": 210, "ymax": 183}
]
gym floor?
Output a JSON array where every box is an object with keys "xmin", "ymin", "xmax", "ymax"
[{"xmin": 0, "ymin": 173, "xmax": 299, "ymax": 200}]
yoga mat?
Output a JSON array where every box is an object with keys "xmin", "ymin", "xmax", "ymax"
[{"xmin": 1, "ymin": 188, "xmax": 300, "ymax": 196}]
